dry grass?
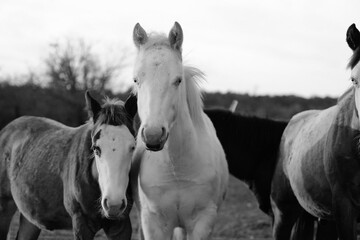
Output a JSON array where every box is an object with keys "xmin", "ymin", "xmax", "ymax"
[{"xmin": 8, "ymin": 176, "xmax": 272, "ymax": 240}]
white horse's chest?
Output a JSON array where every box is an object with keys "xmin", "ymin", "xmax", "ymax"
[{"xmin": 137, "ymin": 146, "xmax": 223, "ymax": 224}]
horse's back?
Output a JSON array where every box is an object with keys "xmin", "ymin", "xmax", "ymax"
[
  {"xmin": 0, "ymin": 116, "xmax": 74, "ymax": 229},
  {"xmin": 0, "ymin": 116, "xmax": 73, "ymax": 176},
  {"xmin": 0, "ymin": 116, "xmax": 64, "ymax": 195},
  {"xmin": 0, "ymin": 116, "xmax": 70, "ymax": 150},
  {"xmin": 282, "ymin": 106, "xmax": 337, "ymax": 157},
  {"xmin": 276, "ymin": 106, "xmax": 338, "ymax": 218}
]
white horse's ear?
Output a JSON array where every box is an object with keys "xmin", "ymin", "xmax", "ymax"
[
  {"xmin": 168, "ymin": 22, "xmax": 183, "ymax": 52},
  {"xmin": 85, "ymin": 91, "xmax": 101, "ymax": 122},
  {"xmin": 133, "ymin": 23, "xmax": 148, "ymax": 49},
  {"xmin": 347, "ymin": 23, "xmax": 360, "ymax": 51}
]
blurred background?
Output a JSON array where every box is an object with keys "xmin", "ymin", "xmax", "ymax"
[{"xmin": 1, "ymin": 0, "xmax": 359, "ymax": 239}]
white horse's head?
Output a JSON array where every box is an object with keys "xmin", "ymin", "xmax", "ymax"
[
  {"xmin": 347, "ymin": 24, "xmax": 360, "ymax": 116},
  {"xmin": 86, "ymin": 92, "xmax": 137, "ymax": 219},
  {"xmin": 132, "ymin": 22, "xmax": 184, "ymax": 151}
]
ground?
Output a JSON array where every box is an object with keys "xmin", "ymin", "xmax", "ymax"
[{"xmin": 7, "ymin": 176, "xmax": 272, "ymax": 240}]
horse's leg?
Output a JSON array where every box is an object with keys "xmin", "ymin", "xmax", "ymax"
[
  {"xmin": 71, "ymin": 213, "xmax": 96, "ymax": 240},
  {"xmin": 290, "ymin": 210, "xmax": 315, "ymax": 240},
  {"xmin": 102, "ymin": 217, "xmax": 132, "ymax": 240},
  {"xmin": 333, "ymin": 188, "xmax": 357, "ymax": 240},
  {"xmin": 0, "ymin": 200, "xmax": 17, "ymax": 239},
  {"xmin": 315, "ymin": 219, "xmax": 338, "ymax": 240},
  {"xmin": 172, "ymin": 227, "xmax": 186, "ymax": 240},
  {"xmin": 271, "ymin": 197, "xmax": 302, "ymax": 240},
  {"xmin": 141, "ymin": 209, "xmax": 173, "ymax": 240},
  {"xmin": 186, "ymin": 204, "xmax": 217, "ymax": 240},
  {"xmin": 271, "ymin": 161, "xmax": 302, "ymax": 240},
  {"xmin": 138, "ymin": 215, "xmax": 145, "ymax": 240},
  {"xmin": 15, "ymin": 214, "xmax": 41, "ymax": 240}
]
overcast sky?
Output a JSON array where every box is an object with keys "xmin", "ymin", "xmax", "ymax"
[{"xmin": 0, "ymin": 0, "xmax": 359, "ymax": 97}]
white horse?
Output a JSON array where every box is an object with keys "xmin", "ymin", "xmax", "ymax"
[{"xmin": 130, "ymin": 22, "xmax": 229, "ymax": 240}]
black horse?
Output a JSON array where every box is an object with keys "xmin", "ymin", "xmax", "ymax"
[{"xmin": 204, "ymin": 108, "xmax": 287, "ymax": 216}]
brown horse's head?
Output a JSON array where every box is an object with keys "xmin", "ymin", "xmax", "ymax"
[
  {"xmin": 86, "ymin": 91, "xmax": 137, "ymax": 219},
  {"xmin": 347, "ymin": 24, "xmax": 360, "ymax": 117}
]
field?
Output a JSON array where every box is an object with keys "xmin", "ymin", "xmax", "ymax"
[{"xmin": 7, "ymin": 176, "xmax": 272, "ymax": 240}]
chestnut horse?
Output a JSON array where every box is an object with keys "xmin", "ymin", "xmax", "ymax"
[{"xmin": 0, "ymin": 92, "xmax": 137, "ymax": 240}]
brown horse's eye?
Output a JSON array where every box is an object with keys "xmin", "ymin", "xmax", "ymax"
[
  {"xmin": 92, "ymin": 146, "xmax": 101, "ymax": 156},
  {"xmin": 174, "ymin": 77, "xmax": 182, "ymax": 87},
  {"xmin": 351, "ymin": 77, "xmax": 359, "ymax": 86}
]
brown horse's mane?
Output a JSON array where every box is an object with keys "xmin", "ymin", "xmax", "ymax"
[{"xmin": 92, "ymin": 98, "xmax": 135, "ymax": 136}]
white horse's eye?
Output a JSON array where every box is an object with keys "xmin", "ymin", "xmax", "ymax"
[
  {"xmin": 134, "ymin": 77, "xmax": 139, "ymax": 84},
  {"xmin": 174, "ymin": 77, "xmax": 182, "ymax": 87},
  {"xmin": 130, "ymin": 145, "xmax": 135, "ymax": 152}
]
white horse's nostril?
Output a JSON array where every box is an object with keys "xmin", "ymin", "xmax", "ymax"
[{"xmin": 103, "ymin": 198, "xmax": 110, "ymax": 211}]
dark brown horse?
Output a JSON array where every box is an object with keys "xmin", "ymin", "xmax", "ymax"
[
  {"xmin": 204, "ymin": 108, "xmax": 287, "ymax": 216},
  {"xmin": 0, "ymin": 91, "xmax": 137, "ymax": 240},
  {"xmin": 270, "ymin": 23, "xmax": 360, "ymax": 240}
]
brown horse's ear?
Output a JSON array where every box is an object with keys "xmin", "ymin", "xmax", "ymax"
[
  {"xmin": 347, "ymin": 23, "xmax": 360, "ymax": 51},
  {"xmin": 133, "ymin": 23, "xmax": 148, "ymax": 49},
  {"xmin": 85, "ymin": 91, "xmax": 101, "ymax": 122},
  {"xmin": 124, "ymin": 93, "xmax": 137, "ymax": 119},
  {"xmin": 168, "ymin": 22, "xmax": 183, "ymax": 52}
]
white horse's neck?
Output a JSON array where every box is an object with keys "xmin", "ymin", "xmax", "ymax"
[{"xmin": 166, "ymin": 76, "xmax": 207, "ymax": 163}]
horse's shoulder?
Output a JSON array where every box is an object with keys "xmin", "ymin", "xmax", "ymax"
[
  {"xmin": 289, "ymin": 109, "xmax": 321, "ymax": 126},
  {"xmin": 202, "ymin": 112, "xmax": 220, "ymax": 138},
  {"xmin": 286, "ymin": 106, "xmax": 336, "ymax": 134},
  {"xmin": 201, "ymin": 113, "xmax": 229, "ymax": 185}
]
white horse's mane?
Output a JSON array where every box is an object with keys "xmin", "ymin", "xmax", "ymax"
[
  {"xmin": 183, "ymin": 66, "xmax": 205, "ymax": 126},
  {"xmin": 143, "ymin": 33, "xmax": 170, "ymax": 48}
]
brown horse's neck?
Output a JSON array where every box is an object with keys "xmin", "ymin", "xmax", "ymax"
[
  {"xmin": 336, "ymin": 87, "xmax": 358, "ymax": 128},
  {"xmin": 83, "ymin": 128, "xmax": 99, "ymax": 188},
  {"xmin": 73, "ymin": 125, "xmax": 100, "ymax": 190}
]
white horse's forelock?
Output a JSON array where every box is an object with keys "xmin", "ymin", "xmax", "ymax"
[{"xmin": 144, "ymin": 33, "xmax": 170, "ymax": 48}]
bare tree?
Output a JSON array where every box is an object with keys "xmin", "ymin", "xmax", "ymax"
[{"xmin": 45, "ymin": 39, "xmax": 126, "ymax": 94}]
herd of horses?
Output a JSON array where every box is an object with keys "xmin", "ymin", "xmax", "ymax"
[{"xmin": 0, "ymin": 22, "xmax": 359, "ymax": 240}]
